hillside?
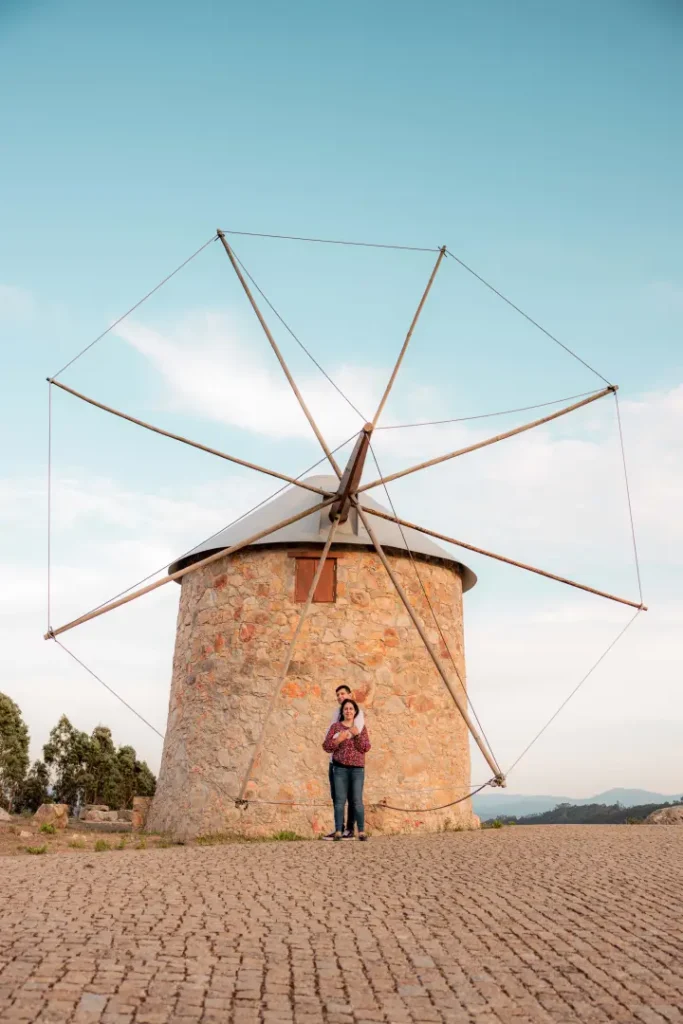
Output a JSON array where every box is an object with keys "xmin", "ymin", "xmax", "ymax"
[{"xmin": 472, "ymin": 788, "xmax": 681, "ymax": 821}]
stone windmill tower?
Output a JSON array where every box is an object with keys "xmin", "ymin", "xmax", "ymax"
[
  {"xmin": 147, "ymin": 473, "xmax": 480, "ymax": 839},
  {"xmin": 44, "ymin": 228, "xmax": 644, "ymax": 841}
]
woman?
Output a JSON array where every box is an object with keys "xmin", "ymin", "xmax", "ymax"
[{"xmin": 323, "ymin": 698, "xmax": 371, "ymax": 841}]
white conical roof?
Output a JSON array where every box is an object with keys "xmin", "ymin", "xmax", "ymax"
[{"xmin": 170, "ymin": 474, "xmax": 476, "ymax": 592}]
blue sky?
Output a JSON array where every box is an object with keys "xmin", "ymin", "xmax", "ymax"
[{"xmin": 1, "ymin": 1, "xmax": 681, "ymax": 796}]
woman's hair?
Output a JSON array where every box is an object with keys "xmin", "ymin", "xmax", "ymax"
[{"xmin": 338, "ymin": 698, "xmax": 359, "ymax": 721}]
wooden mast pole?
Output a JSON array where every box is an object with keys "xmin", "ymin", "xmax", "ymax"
[
  {"xmin": 360, "ymin": 505, "xmax": 647, "ymax": 611},
  {"xmin": 44, "ymin": 497, "xmax": 335, "ymax": 640},
  {"xmin": 360, "ymin": 386, "xmax": 615, "ymax": 493},
  {"xmin": 216, "ymin": 230, "xmax": 342, "ymax": 478},
  {"xmin": 49, "ymin": 380, "xmax": 333, "ymax": 497},
  {"xmin": 354, "ymin": 502, "xmax": 504, "ymax": 784},
  {"xmin": 236, "ymin": 520, "xmax": 340, "ymax": 803},
  {"xmin": 371, "ymin": 246, "xmax": 446, "ymax": 428}
]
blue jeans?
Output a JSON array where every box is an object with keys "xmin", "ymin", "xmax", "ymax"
[
  {"xmin": 332, "ymin": 763, "xmax": 365, "ymax": 834},
  {"xmin": 329, "ymin": 761, "xmax": 356, "ymax": 832}
]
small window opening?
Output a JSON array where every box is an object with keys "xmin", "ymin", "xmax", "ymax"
[{"xmin": 294, "ymin": 556, "xmax": 337, "ymax": 603}]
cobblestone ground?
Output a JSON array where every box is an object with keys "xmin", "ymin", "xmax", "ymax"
[{"xmin": 1, "ymin": 826, "xmax": 682, "ymax": 1024}]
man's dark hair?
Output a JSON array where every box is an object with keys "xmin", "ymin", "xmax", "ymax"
[
  {"xmin": 338, "ymin": 698, "xmax": 360, "ymax": 722},
  {"xmin": 335, "ymin": 685, "xmax": 351, "ymax": 695}
]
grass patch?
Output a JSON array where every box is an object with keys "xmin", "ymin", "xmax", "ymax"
[
  {"xmin": 26, "ymin": 844, "xmax": 48, "ymax": 855},
  {"xmin": 271, "ymin": 830, "xmax": 304, "ymax": 841},
  {"xmin": 94, "ymin": 839, "xmax": 111, "ymax": 852},
  {"xmin": 482, "ymin": 819, "xmax": 504, "ymax": 829},
  {"xmin": 69, "ymin": 838, "xmax": 87, "ymax": 849},
  {"xmin": 134, "ymin": 838, "xmax": 147, "ymax": 850},
  {"xmin": 39, "ymin": 824, "xmax": 56, "ymax": 835},
  {"xmin": 116, "ymin": 837, "xmax": 127, "ymax": 850}
]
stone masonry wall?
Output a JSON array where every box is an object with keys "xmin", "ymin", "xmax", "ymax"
[{"xmin": 148, "ymin": 546, "xmax": 478, "ymax": 839}]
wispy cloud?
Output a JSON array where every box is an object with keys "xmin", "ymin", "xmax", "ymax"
[{"xmin": 0, "ymin": 284, "xmax": 35, "ymax": 325}]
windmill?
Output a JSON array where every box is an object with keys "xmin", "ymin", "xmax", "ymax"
[{"xmin": 44, "ymin": 228, "xmax": 646, "ymax": 837}]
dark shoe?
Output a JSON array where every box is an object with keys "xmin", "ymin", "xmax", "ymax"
[
  {"xmin": 341, "ymin": 830, "xmax": 355, "ymax": 840},
  {"xmin": 332, "ymin": 832, "xmax": 343, "ymax": 842},
  {"xmin": 358, "ymin": 833, "xmax": 368, "ymax": 841},
  {"xmin": 322, "ymin": 831, "xmax": 337, "ymax": 841}
]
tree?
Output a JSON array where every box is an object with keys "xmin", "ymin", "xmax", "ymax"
[
  {"xmin": 43, "ymin": 715, "xmax": 94, "ymax": 808},
  {"xmin": 0, "ymin": 692, "xmax": 30, "ymax": 812},
  {"xmin": 43, "ymin": 714, "xmax": 156, "ymax": 810},
  {"xmin": 18, "ymin": 760, "xmax": 51, "ymax": 813}
]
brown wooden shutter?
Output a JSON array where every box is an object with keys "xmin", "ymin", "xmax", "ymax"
[{"xmin": 294, "ymin": 557, "xmax": 337, "ymax": 603}]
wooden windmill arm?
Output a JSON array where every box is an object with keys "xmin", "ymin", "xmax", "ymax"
[
  {"xmin": 236, "ymin": 519, "xmax": 340, "ymax": 803},
  {"xmin": 359, "ymin": 386, "xmax": 615, "ymax": 493},
  {"xmin": 216, "ymin": 230, "xmax": 342, "ymax": 478},
  {"xmin": 360, "ymin": 505, "xmax": 647, "ymax": 611},
  {"xmin": 44, "ymin": 497, "xmax": 336, "ymax": 640},
  {"xmin": 354, "ymin": 501, "xmax": 505, "ymax": 784},
  {"xmin": 49, "ymin": 380, "xmax": 334, "ymax": 498},
  {"xmin": 371, "ymin": 247, "xmax": 446, "ymax": 428}
]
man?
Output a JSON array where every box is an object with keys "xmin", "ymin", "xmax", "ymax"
[{"xmin": 323, "ymin": 684, "xmax": 366, "ymax": 840}]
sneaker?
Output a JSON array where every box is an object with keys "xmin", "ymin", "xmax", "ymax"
[
  {"xmin": 358, "ymin": 833, "xmax": 368, "ymax": 842},
  {"xmin": 322, "ymin": 831, "xmax": 337, "ymax": 841},
  {"xmin": 341, "ymin": 830, "xmax": 355, "ymax": 840},
  {"xmin": 332, "ymin": 832, "xmax": 343, "ymax": 842}
]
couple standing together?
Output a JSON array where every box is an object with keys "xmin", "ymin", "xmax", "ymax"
[{"xmin": 322, "ymin": 684, "xmax": 371, "ymax": 841}]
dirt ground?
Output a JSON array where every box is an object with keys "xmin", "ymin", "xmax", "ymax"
[{"xmin": 0, "ymin": 824, "xmax": 682, "ymax": 1023}]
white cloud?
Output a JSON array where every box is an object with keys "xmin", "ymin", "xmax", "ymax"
[{"xmin": 0, "ymin": 284, "xmax": 35, "ymax": 324}]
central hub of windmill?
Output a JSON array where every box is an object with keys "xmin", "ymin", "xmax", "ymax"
[{"xmin": 328, "ymin": 423, "xmax": 374, "ymax": 524}]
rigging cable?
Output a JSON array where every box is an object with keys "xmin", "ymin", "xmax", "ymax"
[
  {"xmin": 228, "ymin": 243, "xmax": 368, "ymax": 423},
  {"xmin": 444, "ymin": 249, "xmax": 612, "ymax": 387},
  {"xmin": 505, "ymin": 608, "xmax": 642, "ymax": 776},
  {"xmin": 614, "ymin": 391, "xmax": 644, "ymax": 605},
  {"xmin": 50, "ymin": 234, "xmax": 218, "ymax": 380},
  {"xmin": 373, "ymin": 389, "xmax": 604, "ymax": 431},
  {"xmin": 54, "ymin": 638, "xmax": 165, "ymax": 740},
  {"xmin": 221, "ymin": 228, "xmax": 439, "ymax": 253}
]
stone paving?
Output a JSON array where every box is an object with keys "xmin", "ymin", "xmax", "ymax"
[{"xmin": 1, "ymin": 826, "xmax": 682, "ymax": 1024}]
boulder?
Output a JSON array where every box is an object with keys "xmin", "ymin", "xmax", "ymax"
[
  {"xmin": 0, "ymin": 808, "xmax": 11, "ymax": 823},
  {"xmin": 117, "ymin": 809, "xmax": 134, "ymax": 822},
  {"xmin": 104, "ymin": 810, "xmax": 120, "ymax": 822},
  {"xmin": 132, "ymin": 796, "xmax": 152, "ymax": 831},
  {"xmin": 85, "ymin": 805, "xmax": 109, "ymax": 813},
  {"xmin": 81, "ymin": 809, "xmax": 108, "ymax": 822},
  {"xmin": 33, "ymin": 803, "xmax": 69, "ymax": 830},
  {"xmin": 645, "ymin": 805, "xmax": 683, "ymax": 825}
]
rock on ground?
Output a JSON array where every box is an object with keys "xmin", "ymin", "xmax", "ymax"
[
  {"xmin": 645, "ymin": 804, "xmax": 683, "ymax": 824},
  {"xmin": 0, "ymin": 808, "xmax": 11, "ymax": 823},
  {"xmin": 33, "ymin": 803, "xmax": 69, "ymax": 830}
]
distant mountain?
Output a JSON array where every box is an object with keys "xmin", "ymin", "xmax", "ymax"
[{"xmin": 472, "ymin": 787, "xmax": 681, "ymax": 821}]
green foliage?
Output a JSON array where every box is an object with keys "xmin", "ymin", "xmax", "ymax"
[
  {"xmin": 94, "ymin": 839, "xmax": 110, "ymax": 852},
  {"xmin": 482, "ymin": 818, "xmax": 504, "ymax": 829},
  {"xmin": 39, "ymin": 823, "xmax": 56, "ymax": 835},
  {"xmin": 0, "ymin": 692, "xmax": 30, "ymax": 812},
  {"xmin": 116, "ymin": 837, "xmax": 127, "ymax": 850},
  {"xmin": 135, "ymin": 838, "xmax": 147, "ymax": 850},
  {"xmin": 26, "ymin": 844, "xmax": 48, "ymax": 855},
  {"xmin": 69, "ymin": 838, "xmax": 86, "ymax": 849},
  {"xmin": 271, "ymin": 830, "xmax": 303, "ymax": 841},
  {"xmin": 18, "ymin": 761, "xmax": 51, "ymax": 813},
  {"xmin": 494, "ymin": 798, "xmax": 683, "ymax": 827},
  {"xmin": 43, "ymin": 715, "xmax": 93, "ymax": 807},
  {"xmin": 42, "ymin": 714, "xmax": 155, "ymax": 811}
]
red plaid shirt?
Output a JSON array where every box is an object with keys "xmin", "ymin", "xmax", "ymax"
[{"xmin": 323, "ymin": 723, "xmax": 371, "ymax": 767}]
